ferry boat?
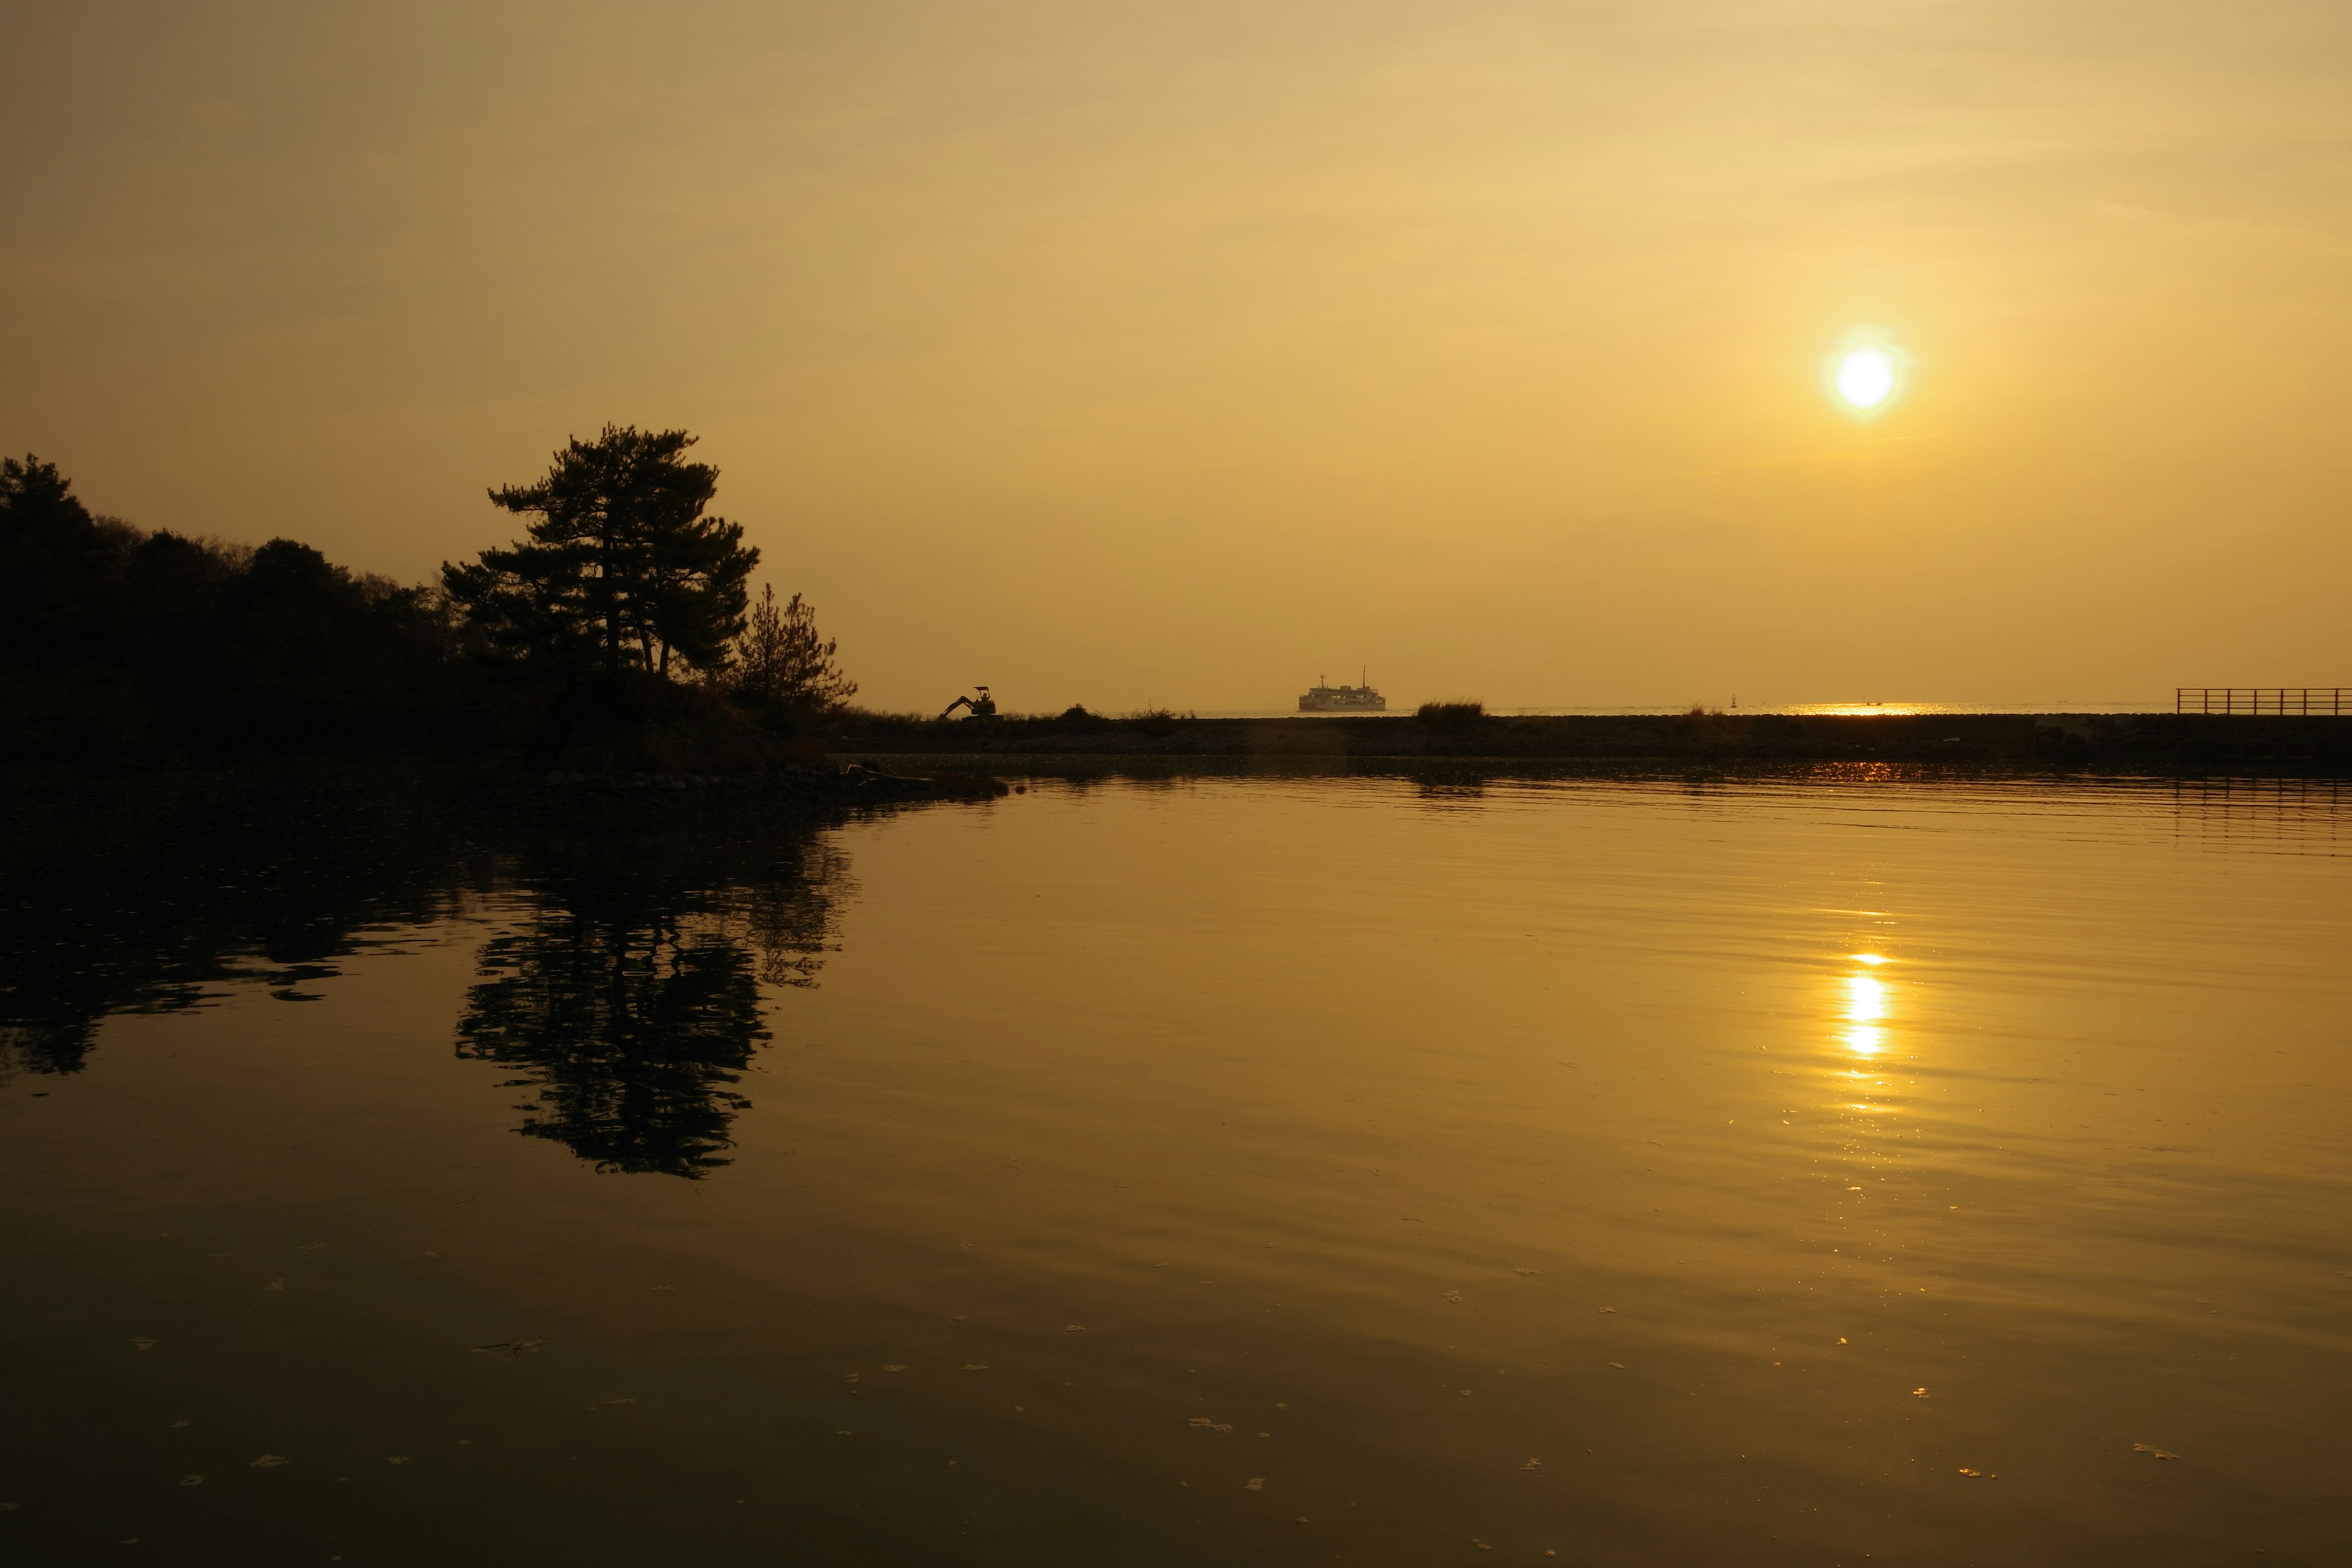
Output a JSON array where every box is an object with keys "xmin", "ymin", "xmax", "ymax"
[{"xmin": 1298, "ymin": 670, "xmax": 1387, "ymax": 712}]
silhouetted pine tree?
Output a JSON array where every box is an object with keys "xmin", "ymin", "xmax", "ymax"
[
  {"xmin": 730, "ymin": 585, "xmax": 857, "ymax": 719},
  {"xmin": 443, "ymin": 426, "xmax": 758, "ymax": 677}
]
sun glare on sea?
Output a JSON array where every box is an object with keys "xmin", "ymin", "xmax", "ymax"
[
  {"xmin": 1824, "ymin": 333, "xmax": 1909, "ymax": 420},
  {"xmin": 1835, "ymin": 955, "xmax": 1893, "ymax": 1057}
]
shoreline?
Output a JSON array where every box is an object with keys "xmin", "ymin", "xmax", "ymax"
[
  {"xmin": 5, "ymin": 714, "xmax": 2345, "ymax": 793},
  {"xmin": 825, "ymin": 711, "xmax": 2352, "ymax": 775}
]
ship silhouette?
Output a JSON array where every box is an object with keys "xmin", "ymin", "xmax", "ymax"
[{"xmin": 1298, "ymin": 668, "xmax": 1386, "ymax": 712}]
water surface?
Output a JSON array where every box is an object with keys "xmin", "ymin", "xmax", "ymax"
[{"xmin": 4, "ymin": 768, "xmax": 2348, "ymax": 1566}]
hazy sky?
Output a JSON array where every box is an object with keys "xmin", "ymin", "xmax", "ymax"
[{"xmin": 6, "ymin": 1, "xmax": 2348, "ymax": 710}]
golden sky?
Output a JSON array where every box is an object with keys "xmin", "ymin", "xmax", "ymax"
[{"xmin": 6, "ymin": 1, "xmax": 2348, "ymax": 710}]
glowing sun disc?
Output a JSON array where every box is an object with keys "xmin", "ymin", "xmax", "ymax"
[{"xmin": 1835, "ymin": 348, "xmax": 1896, "ymax": 410}]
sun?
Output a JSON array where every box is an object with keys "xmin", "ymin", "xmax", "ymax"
[
  {"xmin": 1837, "ymin": 349, "xmax": 1895, "ymax": 409},
  {"xmin": 1823, "ymin": 333, "xmax": 1909, "ymax": 420}
]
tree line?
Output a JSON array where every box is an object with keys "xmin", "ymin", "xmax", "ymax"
[{"xmin": 0, "ymin": 426, "xmax": 853, "ymax": 763}]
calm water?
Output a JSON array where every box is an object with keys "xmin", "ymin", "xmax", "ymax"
[{"xmin": 3, "ymin": 767, "xmax": 2348, "ymax": 1566}]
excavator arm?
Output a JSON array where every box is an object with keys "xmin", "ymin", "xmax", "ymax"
[{"xmin": 940, "ymin": 686, "xmax": 997, "ymax": 720}]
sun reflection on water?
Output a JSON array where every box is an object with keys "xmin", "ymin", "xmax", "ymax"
[
  {"xmin": 1842, "ymin": 954, "xmax": 1891, "ymax": 1060},
  {"xmin": 1846, "ymin": 974, "xmax": 1887, "ymax": 1022},
  {"xmin": 1828, "ymin": 954, "xmax": 1900, "ymax": 1133}
]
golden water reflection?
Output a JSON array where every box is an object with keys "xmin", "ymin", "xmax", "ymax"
[
  {"xmin": 6, "ymin": 772, "xmax": 2350, "ymax": 1566},
  {"xmin": 1839, "ymin": 954, "xmax": 1891, "ymax": 1060}
]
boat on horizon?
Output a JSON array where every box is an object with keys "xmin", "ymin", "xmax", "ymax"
[{"xmin": 1298, "ymin": 670, "xmax": 1387, "ymax": 712}]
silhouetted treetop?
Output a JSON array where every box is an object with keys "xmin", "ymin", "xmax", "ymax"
[{"xmin": 445, "ymin": 426, "xmax": 758, "ymax": 678}]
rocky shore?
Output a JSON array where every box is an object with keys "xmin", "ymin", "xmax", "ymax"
[{"xmin": 530, "ymin": 761, "xmax": 1013, "ymax": 804}]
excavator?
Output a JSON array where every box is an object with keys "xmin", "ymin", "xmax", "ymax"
[{"xmin": 939, "ymin": 685, "xmax": 998, "ymax": 719}]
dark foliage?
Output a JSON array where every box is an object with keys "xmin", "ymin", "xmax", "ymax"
[
  {"xmin": 1, "ymin": 454, "xmax": 479, "ymax": 760},
  {"xmin": 2, "ymin": 438, "xmax": 826, "ymax": 769},
  {"xmin": 726, "ymin": 584, "xmax": 856, "ymax": 728},
  {"xmin": 524, "ymin": 669, "xmax": 783, "ymax": 775},
  {"xmin": 0, "ymin": 454, "xmax": 134, "ymax": 673}
]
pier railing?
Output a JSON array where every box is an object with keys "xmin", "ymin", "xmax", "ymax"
[{"xmin": 2176, "ymin": 688, "xmax": 2348, "ymax": 716}]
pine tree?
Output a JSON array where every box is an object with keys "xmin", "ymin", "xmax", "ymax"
[
  {"xmin": 443, "ymin": 426, "xmax": 757, "ymax": 676},
  {"xmin": 731, "ymin": 586, "xmax": 857, "ymax": 717}
]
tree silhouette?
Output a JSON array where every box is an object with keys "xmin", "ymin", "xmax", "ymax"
[
  {"xmin": 730, "ymin": 585, "xmax": 858, "ymax": 720},
  {"xmin": 443, "ymin": 426, "xmax": 758, "ymax": 677},
  {"xmin": 3, "ymin": 454, "xmax": 473, "ymax": 760},
  {"xmin": 1, "ymin": 453, "xmax": 135, "ymax": 673}
]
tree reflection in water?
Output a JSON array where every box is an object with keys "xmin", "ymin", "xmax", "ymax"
[
  {"xmin": 454, "ymin": 831, "xmax": 847, "ymax": 1177},
  {"xmin": 0, "ymin": 772, "xmax": 861, "ymax": 1179},
  {"xmin": 0, "ymin": 775, "xmax": 470, "ymax": 1081}
]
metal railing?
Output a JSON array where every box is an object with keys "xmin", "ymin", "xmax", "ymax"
[{"xmin": 2176, "ymin": 688, "xmax": 2349, "ymax": 715}]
